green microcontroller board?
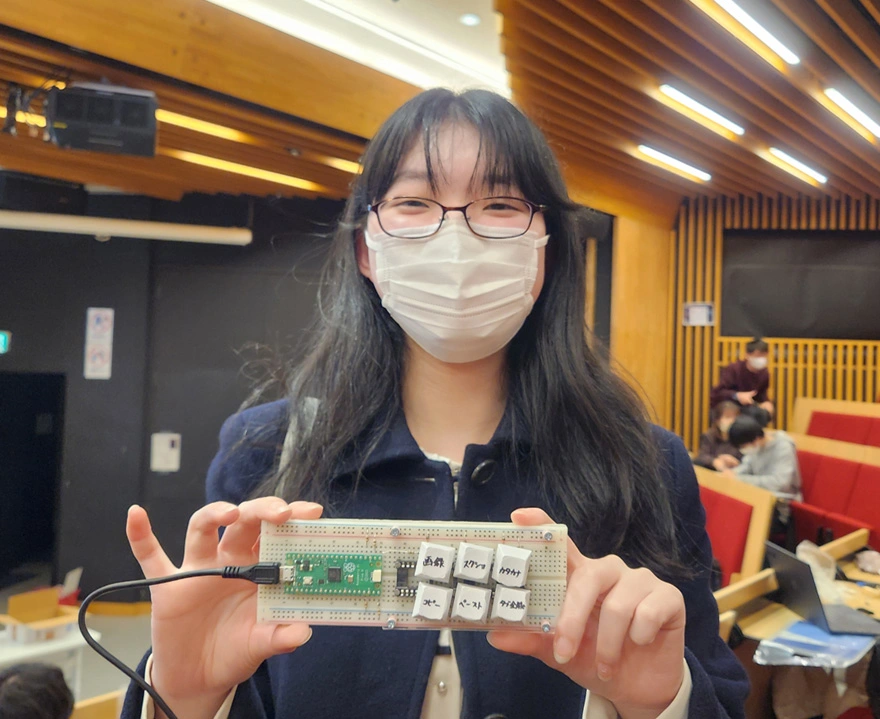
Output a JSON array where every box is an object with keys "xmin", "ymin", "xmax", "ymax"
[{"xmin": 284, "ymin": 553, "xmax": 383, "ymax": 596}]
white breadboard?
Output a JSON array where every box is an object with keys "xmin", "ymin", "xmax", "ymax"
[{"xmin": 257, "ymin": 518, "xmax": 568, "ymax": 632}]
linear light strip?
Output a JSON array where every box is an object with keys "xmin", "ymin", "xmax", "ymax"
[
  {"xmin": 659, "ymin": 85, "xmax": 745, "ymax": 135},
  {"xmin": 824, "ymin": 89, "xmax": 880, "ymax": 139},
  {"xmin": 162, "ymin": 149, "xmax": 329, "ymax": 193},
  {"xmin": 768, "ymin": 148, "xmax": 827, "ymax": 183},
  {"xmin": 713, "ymin": 0, "xmax": 800, "ymax": 64},
  {"xmin": 637, "ymin": 145, "xmax": 712, "ymax": 182}
]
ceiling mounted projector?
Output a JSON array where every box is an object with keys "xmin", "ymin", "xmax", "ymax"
[{"xmin": 46, "ymin": 82, "xmax": 158, "ymax": 158}]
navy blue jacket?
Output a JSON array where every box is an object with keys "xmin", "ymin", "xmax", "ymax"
[{"xmin": 123, "ymin": 400, "xmax": 748, "ymax": 719}]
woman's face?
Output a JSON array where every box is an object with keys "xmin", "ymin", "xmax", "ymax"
[
  {"xmin": 358, "ymin": 122, "xmax": 546, "ymax": 301},
  {"xmin": 716, "ymin": 410, "xmax": 738, "ymax": 434}
]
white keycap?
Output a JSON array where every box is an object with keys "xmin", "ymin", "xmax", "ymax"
[
  {"xmin": 492, "ymin": 544, "xmax": 531, "ymax": 587},
  {"xmin": 491, "ymin": 586, "xmax": 531, "ymax": 622},
  {"xmin": 451, "ymin": 584, "xmax": 492, "ymax": 622},
  {"xmin": 414, "ymin": 542, "xmax": 456, "ymax": 583},
  {"xmin": 412, "ymin": 582, "xmax": 453, "ymax": 621},
  {"xmin": 453, "ymin": 542, "xmax": 494, "ymax": 583}
]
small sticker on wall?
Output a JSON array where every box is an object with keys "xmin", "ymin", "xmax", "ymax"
[
  {"xmin": 682, "ymin": 302, "xmax": 715, "ymax": 327},
  {"xmin": 84, "ymin": 307, "xmax": 114, "ymax": 380}
]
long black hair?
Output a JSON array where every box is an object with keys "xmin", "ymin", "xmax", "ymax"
[{"xmin": 253, "ymin": 88, "xmax": 687, "ymax": 579}]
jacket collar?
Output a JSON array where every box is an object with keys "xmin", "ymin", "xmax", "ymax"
[{"xmin": 332, "ymin": 402, "xmax": 529, "ymax": 478}]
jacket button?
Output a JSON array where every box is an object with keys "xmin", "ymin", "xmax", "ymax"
[{"xmin": 470, "ymin": 459, "xmax": 497, "ymax": 486}]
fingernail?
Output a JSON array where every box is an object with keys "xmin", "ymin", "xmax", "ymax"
[
  {"xmin": 302, "ymin": 627, "xmax": 313, "ymax": 645},
  {"xmin": 553, "ymin": 638, "xmax": 573, "ymax": 665},
  {"xmin": 597, "ymin": 662, "xmax": 613, "ymax": 681}
]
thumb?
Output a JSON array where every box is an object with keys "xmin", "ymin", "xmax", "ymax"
[
  {"xmin": 251, "ymin": 622, "xmax": 313, "ymax": 662},
  {"xmin": 510, "ymin": 507, "xmax": 556, "ymax": 526}
]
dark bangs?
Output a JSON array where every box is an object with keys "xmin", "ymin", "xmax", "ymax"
[{"xmin": 352, "ymin": 88, "xmax": 578, "ymax": 215}]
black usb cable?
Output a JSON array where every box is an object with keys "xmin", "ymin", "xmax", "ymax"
[{"xmin": 77, "ymin": 563, "xmax": 282, "ymax": 719}]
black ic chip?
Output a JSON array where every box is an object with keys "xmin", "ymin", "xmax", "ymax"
[
  {"xmin": 327, "ymin": 567, "xmax": 342, "ymax": 583},
  {"xmin": 396, "ymin": 567, "xmax": 409, "ymax": 587}
]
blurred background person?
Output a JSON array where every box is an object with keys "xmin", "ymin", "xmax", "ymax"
[
  {"xmin": 0, "ymin": 663, "xmax": 74, "ymax": 719},
  {"xmin": 723, "ymin": 411, "xmax": 801, "ymax": 534},
  {"xmin": 693, "ymin": 400, "xmax": 741, "ymax": 471},
  {"xmin": 710, "ymin": 337, "xmax": 774, "ymax": 416}
]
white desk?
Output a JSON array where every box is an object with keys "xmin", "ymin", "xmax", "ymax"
[{"xmin": 0, "ymin": 627, "xmax": 100, "ymax": 701}]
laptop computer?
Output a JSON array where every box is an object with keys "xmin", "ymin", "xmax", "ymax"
[{"xmin": 764, "ymin": 542, "xmax": 880, "ymax": 636}]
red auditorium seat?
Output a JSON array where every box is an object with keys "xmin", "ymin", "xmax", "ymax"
[
  {"xmin": 807, "ymin": 411, "xmax": 838, "ymax": 439},
  {"xmin": 790, "ymin": 501, "xmax": 829, "ymax": 545},
  {"xmin": 797, "ymin": 450, "xmax": 822, "ymax": 502},
  {"xmin": 699, "ymin": 485, "xmax": 754, "ymax": 587},
  {"xmin": 832, "ymin": 415, "xmax": 873, "ymax": 445},
  {"xmin": 824, "ymin": 511, "xmax": 867, "ymax": 544},
  {"xmin": 809, "ymin": 456, "xmax": 861, "ymax": 513},
  {"xmin": 837, "ymin": 464, "xmax": 880, "ymax": 543},
  {"xmin": 867, "ymin": 418, "xmax": 880, "ymax": 448}
]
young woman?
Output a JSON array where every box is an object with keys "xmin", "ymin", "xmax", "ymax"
[{"xmin": 121, "ymin": 89, "xmax": 747, "ymax": 719}]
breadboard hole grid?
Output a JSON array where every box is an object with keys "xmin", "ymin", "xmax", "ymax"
[{"xmin": 258, "ymin": 519, "xmax": 568, "ymax": 631}]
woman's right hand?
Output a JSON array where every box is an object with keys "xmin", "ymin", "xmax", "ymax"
[{"xmin": 126, "ymin": 498, "xmax": 323, "ymax": 719}]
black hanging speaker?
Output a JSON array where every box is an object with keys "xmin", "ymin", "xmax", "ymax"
[{"xmin": 45, "ymin": 83, "xmax": 158, "ymax": 158}]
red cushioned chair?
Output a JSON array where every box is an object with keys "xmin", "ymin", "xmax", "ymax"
[
  {"xmin": 867, "ymin": 418, "xmax": 880, "ymax": 449},
  {"xmin": 699, "ymin": 485, "xmax": 754, "ymax": 587},
  {"xmin": 838, "ymin": 464, "xmax": 880, "ymax": 545},
  {"xmin": 833, "ymin": 415, "xmax": 874, "ymax": 445},
  {"xmin": 798, "ymin": 450, "xmax": 823, "ymax": 503},
  {"xmin": 807, "ymin": 411, "xmax": 839, "ymax": 439},
  {"xmin": 810, "ymin": 456, "xmax": 861, "ymax": 513},
  {"xmin": 790, "ymin": 501, "xmax": 830, "ymax": 545},
  {"xmin": 824, "ymin": 511, "xmax": 869, "ymax": 545}
]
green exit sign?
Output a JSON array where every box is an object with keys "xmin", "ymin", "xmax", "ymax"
[{"xmin": 0, "ymin": 331, "xmax": 10, "ymax": 354}]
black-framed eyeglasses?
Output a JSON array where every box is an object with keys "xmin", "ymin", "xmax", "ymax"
[{"xmin": 366, "ymin": 196, "xmax": 547, "ymax": 239}]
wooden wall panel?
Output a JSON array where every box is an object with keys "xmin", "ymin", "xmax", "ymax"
[
  {"xmin": 671, "ymin": 194, "xmax": 880, "ymax": 451},
  {"xmin": 611, "ymin": 215, "xmax": 674, "ymax": 423}
]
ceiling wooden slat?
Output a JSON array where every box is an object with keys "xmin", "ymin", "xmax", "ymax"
[
  {"xmin": 499, "ymin": 0, "xmax": 880, "ymax": 201},
  {"xmin": 502, "ymin": 27, "xmax": 814, "ymax": 196}
]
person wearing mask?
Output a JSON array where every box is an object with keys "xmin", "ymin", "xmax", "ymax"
[
  {"xmin": 0, "ymin": 663, "xmax": 74, "ymax": 719},
  {"xmin": 121, "ymin": 88, "xmax": 747, "ymax": 719},
  {"xmin": 710, "ymin": 338, "xmax": 774, "ymax": 414},
  {"xmin": 693, "ymin": 401, "xmax": 741, "ymax": 471},
  {"xmin": 722, "ymin": 414, "xmax": 801, "ymax": 531}
]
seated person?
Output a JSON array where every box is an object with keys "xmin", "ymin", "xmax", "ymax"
[
  {"xmin": 710, "ymin": 337, "xmax": 774, "ymax": 415},
  {"xmin": 693, "ymin": 401, "xmax": 741, "ymax": 471},
  {"xmin": 722, "ymin": 414, "xmax": 802, "ymax": 531},
  {"xmin": 0, "ymin": 663, "xmax": 74, "ymax": 719}
]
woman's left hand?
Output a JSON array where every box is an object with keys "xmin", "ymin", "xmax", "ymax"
[{"xmin": 488, "ymin": 508, "xmax": 687, "ymax": 719}]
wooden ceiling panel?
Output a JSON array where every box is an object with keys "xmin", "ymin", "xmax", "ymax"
[
  {"xmin": 499, "ymin": 0, "xmax": 880, "ymax": 202},
  {"xmin": 0, "ymin": 29, "xmax": 364, "ymax": 201}
]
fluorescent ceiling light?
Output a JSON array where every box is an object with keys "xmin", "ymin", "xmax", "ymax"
[
  {"xmin": 768, "ymin": 148, "xmax": 827, "ymax": 184},
  {"xmin": 459, "ymin": 13, "xmax": 481, "ymax": 27},
  {"xmin": 713, "ymin": 0, "xmax": 799, "ymax": 64},
  {"xmin": 659, "ymin": 85, "xmax": 745, "ymax": 135},
  {"xmin": 637, "ymin": 145, "xmax": 712, "ymax": 182},
  {"xmin": 155, "ymin": 109, "xmax": 250, "ymax": 143},
  {"xmin": 824, "ymin": 89, "xmax": 880, "ymax": 139},
  {"xmin": 204, "ymin": 0, "xmax": 509, "ymax": 95},
  {"xmin": 162, "ymin": 149, "xmax": 330, "ymax": 193},
  {"xmin": 0, "ymin": 209, "xmax": 252, "ymax": 245}
]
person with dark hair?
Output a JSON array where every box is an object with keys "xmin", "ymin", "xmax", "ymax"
[
  {"xmin": 0, "ymin": 663, "xmax": 74, "ymax": 719},
  {"xmin": 710, "ymin": 338, "xmax": 774, "ymax": 414},
  {"xmin": 722, "ymin": 415, "xmax": 802, "ymax": 528},
  {"xmin": 694, "ymin": 401, "xmax": 741, "ymax": 471},
  {"xmin": 121, "ymin": 89, "xmax": 747, "ymax": 719}
]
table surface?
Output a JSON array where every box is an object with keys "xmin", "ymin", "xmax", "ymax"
[
  {"xmin": 0, "ymin": 628, "xmax": 100, "ymax": 663},
  {"xmin": 737, "ymin": 560, "xmax": 880, "ymax": 640}
]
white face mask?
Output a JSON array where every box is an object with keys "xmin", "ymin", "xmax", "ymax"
[
  {"xmin": 748, "ymin": 356, "xmax": 768, "ymax": 370},
  {"xmin": 365, "ymin": 220, "xmax": 549, "ymax": 363}
]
